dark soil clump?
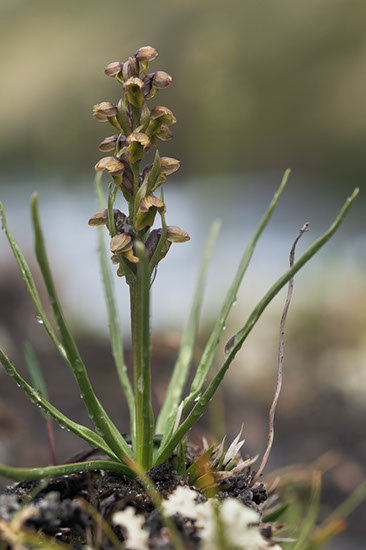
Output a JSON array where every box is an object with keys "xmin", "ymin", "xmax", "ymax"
[{"xmin": 0, "ymin": 459, "xmax": 266, "ymax": 549}]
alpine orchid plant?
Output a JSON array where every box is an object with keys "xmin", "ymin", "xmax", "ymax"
[{"xmin": 0, "ymin": 46, "xmax": 359, "ymax": 481}]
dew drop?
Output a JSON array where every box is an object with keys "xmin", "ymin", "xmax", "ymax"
[
  {"xmin": 232, "ymin": 299, "xmax": 238, "ymax": 306},
  {"xmin": 223, "ymin": 325, "xmax": 227, "ymax": 331},
  {"xmin": 35, "ymin": 315, "xmax": 44, "ymax": 325},
  {"xmin": 224, "ymin": 335, "xmax": 236, "ymax": 356},
  {"xmin": 194, "ymin": 395, "xmax": 201, "ymax": 403}
]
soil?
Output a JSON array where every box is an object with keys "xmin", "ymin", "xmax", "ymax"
[{"xmin": 0, "ymin": 453, "xmax": 267, "ymax": 549}]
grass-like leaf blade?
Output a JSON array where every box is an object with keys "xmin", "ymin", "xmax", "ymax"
[
  {"xmin": 154, "ymin": 188, "xmax": 358, "ymax": 465},
  {"xmin": 0, "ymin": 201, "xmax": 69, "ymax": 365},
  {"xmin": 31, "ymin": 194, "xmax": 133, "ymax": 462},
  {"xmin": 0, "ymin": 460, "xmax": 134, "ymax": 482},
  {"xmin": 156, "ymin": 219, "xmax": 221, "ymax": 436},
  {"xmin": 182, "ymin": 171, "xmax": 290, "ymax": 412},
  {"xmin": 0, "ymin": 349, "xmax": 118, "ymax": 460}
]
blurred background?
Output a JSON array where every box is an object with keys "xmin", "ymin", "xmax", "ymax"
[{"xmin": 0, "ymin": 1, "xmax": 365, "ymax": 548}]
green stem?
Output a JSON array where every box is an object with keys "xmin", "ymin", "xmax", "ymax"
[{"xmin": 131, "ymin": 241, "xmax": 154, "ymax": 469}]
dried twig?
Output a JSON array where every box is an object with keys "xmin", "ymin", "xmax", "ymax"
[{"xmin": 251, "ymin": 223, "xmax": 309, "ymax": 486}]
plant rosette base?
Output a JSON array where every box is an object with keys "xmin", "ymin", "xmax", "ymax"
[{"xmin": 0, "ymin": 457, "xmax": 273, "ymax": 550}]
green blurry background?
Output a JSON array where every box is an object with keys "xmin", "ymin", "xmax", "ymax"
[
  {"xmin": 1, "ymin": 0, "xmax": 366, "ymax": 185},
  {"xmin": 0, "ymin": 1, "xmax": 365, "ymax": 548}
]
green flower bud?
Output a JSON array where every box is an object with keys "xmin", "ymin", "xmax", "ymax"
[
  {"xmin": 152, "ymin": 71, "xmax": 173, "ymax": 89},
  {"xmin": 160, "ymin": 157, "xmax": 180, "ymax": 175},
  {"xmin": 150, "ymin": 106, "xmax": 176, "ymax": 125},
  {"xmin": 92, "ymin": 102, "xmax": 118, "ymax": 122},
  {"xmin": 123, "ymin": 77, "xmax": 145, "ymax": 108},
  {"xmin": 98, "ymin": 135, "xmax": 120, "ymax": 152},
  {"xmin": 126, "ymin": 132, "xmax": 150, "ymax": 163},
  {"xmin": 110, "ymin": 233, "xmax": 133, "ymax": 254},
  {"xmin": 88, "ymin": 209, "xmax": 108, "ymax": 226},
  {"xmin": 122, "ymin": 56, "xmax": 139, "ymax": 81},
  {"xmin": 135, "ymin": 46, "xmax": 158, "ymax": 63},
  {"xmin": 104, "ymin": 62, "xmax": 123, "ymax": 78},
  {"xmin": 166, "ymin": 225, "xmax": 190, "ymax": 243},
  {"xmin": 95, "ymin": 156, "xmax": 124, "ymax": 178}
]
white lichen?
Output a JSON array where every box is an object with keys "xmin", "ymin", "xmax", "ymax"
[
  {"xmin": 112, "ymin": 506, "xmax": 149, "ymax": 550},
  {"xmin": 162, "ymin": 486, "xmax": 280, "ymax": 550}
]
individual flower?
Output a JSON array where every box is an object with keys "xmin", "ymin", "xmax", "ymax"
[
  {"xmin": 88, "ymin": 208, "xmax": 130, "ymax": 233},
  {"xmin": 135, "ymin": 46, "xmax": 158, "ymax": 63},
  {"xmin": 94, "ymin": 156, "xmax": 124, "ymax": 178},
  {"xmin": 158, "ymin": 225, "xmax": 190, "ymax": 261},
  {"xmin": 166, "ymin": 225, "xmax": 190, "ymax": 242},
  {"xmin": 151, "ymin": 71, "xmax": 172, "ymax": 89},
  {"xmin": 160, "ymin": 157, "xmax": 180, "ymax": 175},
  {"xmin": 145, "ymin": 107, "xmax": 176, "ymax": 138},
  {"xmin": 150, "ymin": 106, "xmax": 176, "ymax": 125},
  {"xmin": 88, "ymin": 209, "xmax": 108, "ymax": 226},
  {"xmin": 135, "ymin": 194, "xmax": 165, "ymax": 231},
  {"xmin": 98, "ymin": 135, "xmax": 120, "ymax": 152},
  {"xmin": 155, "ymin": 124, "xmax": 173, "ymax": 141},
  {"xmin": 104, "ymin": 61, "xmax": 123, "ymax": 78},
  {"xmin": 92, "ymin": 102, "xmax": 118, "ymax": 122},
  {"xmin": 126, "ymin": 132, "xmax": 150, "ymax": 163},
  {"xmin": 110, "ymin": 233, "xmax": 139, "ymax": 264},
  {"xmin": 123, "ymin": 77, "xmax": 145, "ymax": 108}
]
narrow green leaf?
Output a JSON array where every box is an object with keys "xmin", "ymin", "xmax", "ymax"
[
  {"xmin": 0, "ymin": 349, "xmax": 118, "ymax": 460},
  {"xmin": 95, "ymin": 175, "xmax": 135, "ymax": 438},
  {"xmin": 0, "ymin": 201, "xmax": 69, "ymax": 365},
  {"xmin": 155, "ymin": 188, "xmax": 358, "ymax": 465},
  {"xmin": 156, "ymin": 219, "xmax": 221, "ymax": 436},
  {"xmin": 31, "ymin": 195, "xmax": 133, "ymax": 462},
  {"xmin": 132, "ymin": 241, "xmax": 154, "ymax": 469},
  {"xmin": 0, "ymin": 459, "xmax": 135, "ymax": 482},
  {"xmin": 183, "ymin": 171, "xmax": 290, "ymax": 412}
]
